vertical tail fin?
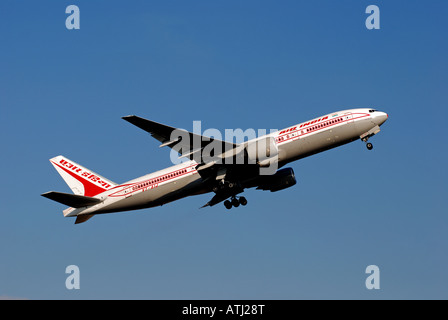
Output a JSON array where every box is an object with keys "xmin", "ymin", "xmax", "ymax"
[{"xmin": 49, "ymin": 155, "xmax": 117, "ymax": 197}]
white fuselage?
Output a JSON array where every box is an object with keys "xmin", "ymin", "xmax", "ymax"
[{"xmin": 64, "ymin": 108, "xmax": 388, "ymax": 217}]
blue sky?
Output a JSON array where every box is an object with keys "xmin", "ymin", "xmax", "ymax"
[{"xmin": 0, "ymin": 0, "xmax": 447, "ymax": 299}]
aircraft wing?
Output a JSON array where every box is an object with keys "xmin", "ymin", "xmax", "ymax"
[{"xmin": 122, "ymin": 115, "xmax": 239, "ymax": 161}]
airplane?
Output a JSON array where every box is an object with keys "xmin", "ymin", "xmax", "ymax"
[{"xmin": 42, "ymin": 108, "xmax": 388, "ymax": 224}]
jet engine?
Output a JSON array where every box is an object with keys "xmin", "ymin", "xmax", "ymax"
[{"xmin": 255, "ymin": 167, "xmax": 297, "ymax": 192}]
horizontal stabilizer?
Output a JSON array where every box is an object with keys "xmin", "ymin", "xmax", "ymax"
[
  {"xmin": 75, "ymin": 214, "xmax": 95, "ymax": 224},
  {"xmin": 41, "ymin": 191, "xmax": 102, "ymax": 208}
]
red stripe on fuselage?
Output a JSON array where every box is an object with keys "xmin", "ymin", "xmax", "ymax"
[
  {"xmin": 108, "ymin": 163, "xmax": 198, "ymax": 198},
  {"xmin": 276, "ymin": 113, "xmax": 369, "ymax": 144}
]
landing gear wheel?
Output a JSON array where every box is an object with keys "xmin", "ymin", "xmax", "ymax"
[
  {"xmin": 224, "ymin": 200, "xmax": 232, "ymax": 210},
  {"xmin": 223, "ymin": 195, "xmax": 247, "ymax": 210},
  {"xmin": 366, "ymin": 142, "xmax": 373, "ymax": 150}
]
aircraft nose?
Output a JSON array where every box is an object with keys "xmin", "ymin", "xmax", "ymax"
[{"xmin": 374, "ymin": 111, "xmax": 388, "ymax": 126}]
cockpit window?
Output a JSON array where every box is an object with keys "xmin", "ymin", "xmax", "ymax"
[{"xmin": 369, "ymin": 109, "xmax": 377, "ymax": 113}]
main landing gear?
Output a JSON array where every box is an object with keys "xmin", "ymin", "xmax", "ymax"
[{"xmin": 224, "ymin": 196, "xmax": 247, "ymax": 210}]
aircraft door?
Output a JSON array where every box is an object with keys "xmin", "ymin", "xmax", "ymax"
[
  {"xmin": 344, "ymin": 112, "xmax": 354, "ymax": 123},
  {"xmin": 124, "ymin": 187, "xmax": 133, "ymax": 198}
]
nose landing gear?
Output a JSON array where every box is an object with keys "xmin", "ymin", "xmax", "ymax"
[
  {"xmin": 360, "ymin": 125, "xmax": 381, "ymax": 151},
  {"xmin": 361, "ymin": 136, "xmax": 374, "ymax": 151},
  {"xmin": 224, "ymin": 196, "xmax": 247, "ymax": 210}
]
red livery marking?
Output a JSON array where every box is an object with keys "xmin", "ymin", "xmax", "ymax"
[
  {"xmin": 58, "ymin": 159, "xmax": 111, "ymax": 189},
  {"xmin": 279, "ymin": 126, "xmax": 297, "ymax": 135},
  {"xmin": 299, "ymin": 116, "xmax": 328, "ymax": 128},
  {"xmin": 60, "ymin": 159, "xmax": 82, "ymax": 173},
  {"xmin": 52, "ymin": 161, "xmax": 108, "ymax": 197},
  {"xmin": 109, "ymin": 163, "xmax": 198, "ymax": 198},
  {"xmin": 276, "ymin": 113, "xmax": 369, "ymax": 145}
]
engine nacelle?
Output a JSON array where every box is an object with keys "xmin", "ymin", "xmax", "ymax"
[
  {"xmin": 256, "ymin": 167, "xmax": 297, "ymax": 192},
  {"xmin": 245, "ymin": 136, "xmax": 278, "ymax": 165}
]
